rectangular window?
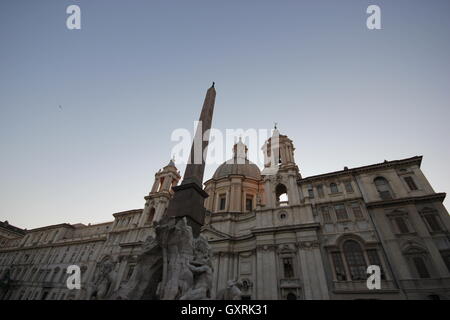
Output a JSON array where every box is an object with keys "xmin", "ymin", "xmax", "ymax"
[
  {"xmin": 321, "ymin": 207, "xmax": 332, "ymax": 223},
  {"xmin": 219, "ymin": 194, "xmax": 226, "ymax": 211},
  {"xmin": 366, "ymin": 249, "xmax": 385, "ymax": 279},
  {"xmin": 245, "ymin": 196, "xmax": 253, "ymax": 211},
  {"xmin": 413, "ymin": 257, "xmax": 430, "ymax": 278},
  {"xmin": 317, "ymin": 185, "xmax": 324, "ymax": 198},
  {"xmin": 440, "ymin": 251, "xmax": 450, "ymax": 272},
  {"xmin": 330, "ymin": 183, "xmax": 339, "ymax": 194},
  {"xmin": 344, "ymin": 181, "xmax": 354, "ymax": 193},
  {"xmin": 394, "ymin": 216, "xmax": 410, "ymax": 234},
  {"xmin": 423, "ymin": 214, "xmax": 442, "ymax": 232},
  {"xmin": 331, "ymin": 252, "xmax": 347, "ymax": 281},
  {"xmin": 334, "ymin": 204, "xmax": 348, "ymax": 221},
  {"xmin": 282, "ymin": 258, "xmax": 294, "ymax": 278},
  {"xmin": 307, "ymin": 187, "xmax": 314, "ymax": 198},
  {"xmin": 404, "ymin": 176, "xmax": 418, "ymax": 191},
  {"xmin": 351, "ymin": 203, "xmax": 363, "ymax": 219}
]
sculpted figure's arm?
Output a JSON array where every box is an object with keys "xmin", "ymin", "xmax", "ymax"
[{"xmin": 187, "ymin": 263, "xmax": 210, "ymax": 274}]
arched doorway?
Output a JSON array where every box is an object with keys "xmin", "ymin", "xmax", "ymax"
[{"xmin": 286, "ymin": 292, "xmax": 297, "ymax": 300}]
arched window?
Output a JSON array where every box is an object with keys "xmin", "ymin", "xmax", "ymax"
[
  {"xmin": 374, "ymin": 177, "xmax": 392, "ymax": 200},
  {"xmin": 218, "ymin": 194, "xmax": 227, "ymax": 211},
  {"xmin": 343, "ymin": 240, "xmax": 367, "ymax": 280},
  {"xmin": 245, "ymin": 195, "xmax": 254, "ymax": 212},
  {"xmin": 276, "ymin": 184, "xmax": 288, "ymax": 207},
  {"xmin": 330, "ymin": 183, "xmax": 339, "ymax": 194},
  {"xmin": 158, "ymin": 177, "xmax": 165, "ymax": 192}
]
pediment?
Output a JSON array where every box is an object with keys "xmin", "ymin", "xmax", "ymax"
[{"xmin": 201, "ymin": 226, "xmax": 231, "ymax": 241}]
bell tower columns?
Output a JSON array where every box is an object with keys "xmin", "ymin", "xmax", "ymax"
[{"xmin": 138, "ymin": 159, "xmax": 181, "ymax": 227}]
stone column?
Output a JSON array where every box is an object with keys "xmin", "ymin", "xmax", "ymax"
[
  {"xmin": 288, "ymin": 174, "xmax": 300, "ymax": 205},
  {"xmin": 297, "ymin": 239, "xmax": 329, "ymax": 299},
  {"xmin": 264, "ymin": 179, "xmax": 274, "ymax": 209},
  {"xmin": 256, "ymin": 245, "xmax": 278, "ymax": 299}
]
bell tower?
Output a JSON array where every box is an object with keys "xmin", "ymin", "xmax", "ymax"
[
  {"xmin": 138, "ymin": 159, "xmax": 181, "ymax": 227},
  {"xmin": 261, "ymin": 126, "xmax": 301, "ymax": 208},
  {"xmin": 261, "ymin": 126, "xmax": 298, "ymax": 171}
]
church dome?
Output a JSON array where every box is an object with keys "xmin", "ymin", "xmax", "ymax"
[
  {"xmin": 212, "ymin": 138, "xmax": 262, "ymax": 180},
  {"xmin": 213, "ymin": 159, "xmax": 262, "ymax": 180}
]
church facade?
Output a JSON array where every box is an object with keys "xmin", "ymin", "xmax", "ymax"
[
  {"xmin": 203, "ymin": 133, "xmax": 450, "ymax": 300},
  {"xmin": 1, "ymin": 130, "xmax": 450, "ymax": 300}
]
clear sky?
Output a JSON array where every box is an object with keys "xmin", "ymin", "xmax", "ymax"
[{"xmin": 1, "ymin": 0, "xmax": 449, "ymax": 229}]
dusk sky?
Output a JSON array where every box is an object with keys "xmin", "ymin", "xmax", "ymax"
[{"xmin": 1, "ymin": 0, "xmax": 449, "ymax": 229}]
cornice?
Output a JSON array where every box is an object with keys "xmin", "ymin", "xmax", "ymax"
[
  {"xmin": 145, "ymin": 192, "xmax": 171, "ymax": 201},
  {"xmin": 27, "ymin": 223, "xmax": 74, "ymax": 233},
  {"xmin": 0, "ymin": 222, "xmax": 26, "ymax": 235},
  {"xmin": 204, "ymin": 175, "xmax": 263, "ymax": 186},
  {"xmin": 366, "ymin": 193, "xmax": 446, "ymax": 209},
  {"xmin": 119, "ymin": 241, "xmax": 143, "ymax": 248},
  {"xmin": 298, "ymin": 156, "xmax": 422, "ymax": 184},
  {"xmin": 0, "ymin": 236, "xmax": 107, "ymax": 253},
  {"xmin": 252, "ymin": 222, "xmax": 320, "ymax": 235},
  {"xmin": 112, "ymin": 209, "xmax": 143, "ymax": 217}
]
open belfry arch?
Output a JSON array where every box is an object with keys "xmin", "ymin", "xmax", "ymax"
[{"xmin": 138, "ymin": 159, "xmax": 181, "ymax": 227}]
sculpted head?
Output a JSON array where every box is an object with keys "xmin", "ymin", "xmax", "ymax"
[
  {"xmin": 192, "ymin": 235, "xmax": 212, "ymax": 267},
  {"xmin": 227, "ymin": 280, "xmax": 235, "ymax": 288},
  {"xmin": 142, "ymin": 235, "xmax": 157, "ymax": 252}
]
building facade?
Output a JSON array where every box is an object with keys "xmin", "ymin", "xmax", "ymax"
[{"xmin": 1, "ymin": 130, "xmax": 450, "ymax": 300}]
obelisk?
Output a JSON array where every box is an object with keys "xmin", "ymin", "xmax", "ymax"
[{"xmin": 166, "ymin": 83, "xmax": 216, "ymax": 237}]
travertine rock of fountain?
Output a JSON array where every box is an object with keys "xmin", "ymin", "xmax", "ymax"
[
  {"xmin": 109, "ymin": 216, "xmax": 213, "ymax": 300},
  {"xmin": 88, "ymin": 256, "xmax": 119, "ymax": 300},
  {"xmin": 110, "ymin": 235, "xmax": 162, "ymax": 300},
  {"xmin": 216, "ymin": 280, "xmax": 243, "ymax": 300}
]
